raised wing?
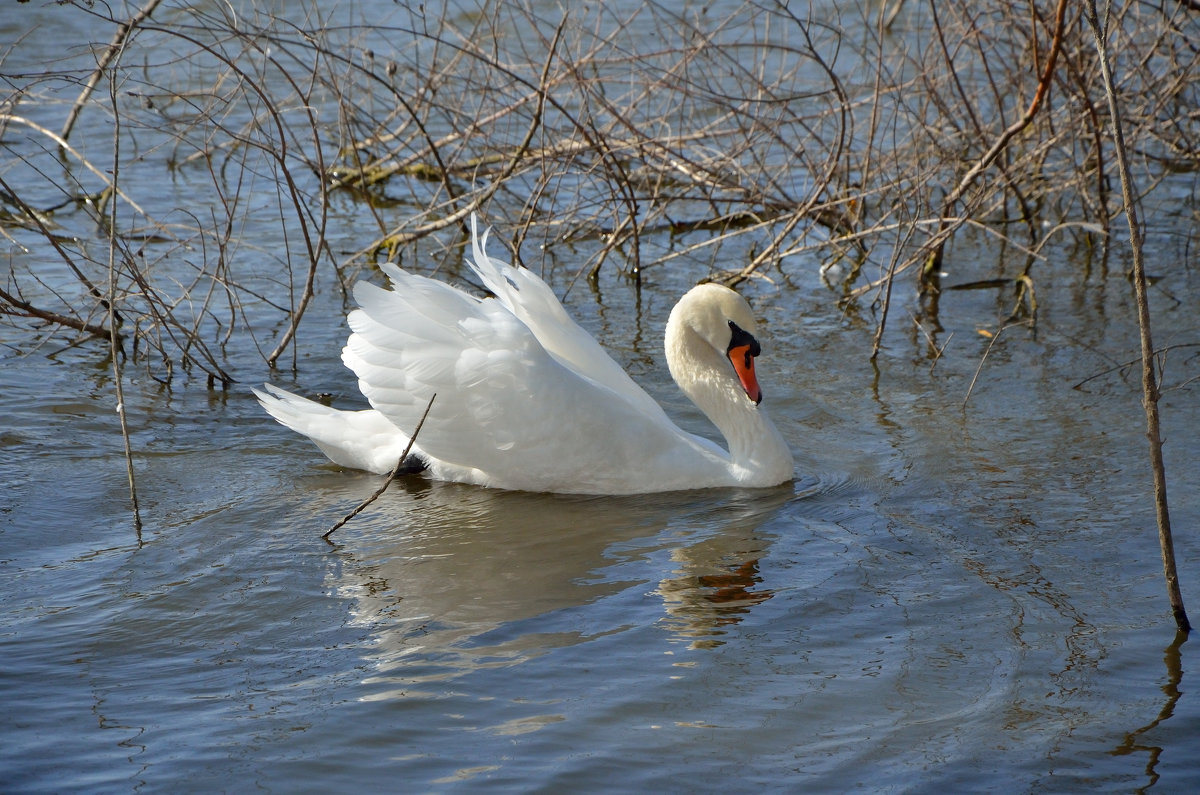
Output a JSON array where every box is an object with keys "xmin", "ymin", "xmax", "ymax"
[
  {"xmin": 466, "ymin": 215, "xmax": 669, "ymax": 423},
  {"xmin": 341, "ymin": 264, "xmax": 723, "ymax": 493}
]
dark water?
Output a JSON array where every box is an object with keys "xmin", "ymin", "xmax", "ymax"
[{"xmin": 4, "ymin": 2, "xmax": 1200, "ymax": 792}]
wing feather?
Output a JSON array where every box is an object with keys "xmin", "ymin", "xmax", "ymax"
[
  {"xmin": 467, "ymin": 215, "xmax": 669, "ymax": 423},
  {"xmin": 339, "ymin": 262, "xmax": 723, "ymax": 492}
]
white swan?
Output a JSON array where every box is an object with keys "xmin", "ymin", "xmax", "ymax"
[{"xmin": 254, "ymin": 215, "xmax": 793, "ymax": 495}]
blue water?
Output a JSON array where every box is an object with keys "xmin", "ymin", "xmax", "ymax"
[
  {"xmin": 3, "ymin": 0, "xmax": 1199, "ymax": 791},
  {"xmin": 4, "ymin": 313, "xmax": 1198, "ymax": 791}
]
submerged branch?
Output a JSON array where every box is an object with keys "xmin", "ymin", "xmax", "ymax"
[{"xmin": 0, "ymin": 284, "xmax": 113, "ymax": 341}]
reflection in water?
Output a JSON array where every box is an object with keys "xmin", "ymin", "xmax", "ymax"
[
  {"xmin": 323, "ymin": 480, "xmax": 795, "ymax": 697},
  {"xmin": 657, "ymin": 521, "xmax": 777, "ymax": 650},
  {"xmin": 1111, "ymin": 630, "xmax": 1189, "ymax": 792}
]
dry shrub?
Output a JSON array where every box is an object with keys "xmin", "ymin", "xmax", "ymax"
[{"xmin": 1, "ymin": 0, "xmax": 1196, "ymax": 380}]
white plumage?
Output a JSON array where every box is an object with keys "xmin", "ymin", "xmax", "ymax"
[{"xmin": 254, "ymin": 215, "xmax": 793, "ymax": 494}]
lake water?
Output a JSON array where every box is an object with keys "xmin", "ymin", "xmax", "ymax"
[{"xmin": 3, "ymin": 1, "xmax": 1199, "ymax": 792}]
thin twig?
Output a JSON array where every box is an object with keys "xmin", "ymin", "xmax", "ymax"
[
  {"xmin": 105, "ymin": 45, "xmax": 143, "ymax": 537},
  {"xmin": 962, "ymin": 324, "xmax": 1008, "ymax": 409},
  {"xmin": 1084, "ymin": 0, "xmax": 1190, "ymax": 633},
  {"xmin": 869, "ymin": 229, "xmax": 908, "ymax": 360},
  {"xmin": 61, "ymin": 0, "xmax": 163, "ymax": 141},
  {"xmin": 322, "ymin": 393, "xmax": 436, "ymax": 541},
  {"xmin": 1072, "ymin": 343, "xmax": 1200, "ymax": 391},
  {"xmin": 921, "ymin": 0, "xmax": 1071, "ymax": 293},
  {"xmin": 0, "ymin": 116, "xmax": 151, "ymax": 219}
]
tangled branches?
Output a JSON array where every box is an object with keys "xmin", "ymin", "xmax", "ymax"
[{"xmin": 1, "ymin": 0, "xmax": 1197, "ymax": 381}]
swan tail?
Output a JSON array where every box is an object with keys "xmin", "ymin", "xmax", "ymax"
[{"xmin": 253, "ymin": 384, "xmax": 416, "ymax": 475}]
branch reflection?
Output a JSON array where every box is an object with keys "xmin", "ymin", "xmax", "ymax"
[{"xmin": 1110, "ymin": 629, "xmax": 1189, "ymax": 792}]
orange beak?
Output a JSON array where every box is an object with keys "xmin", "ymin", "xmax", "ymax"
[{"xmin": 728, "ymin": 343, "xmax": 762, "ymax": 405}]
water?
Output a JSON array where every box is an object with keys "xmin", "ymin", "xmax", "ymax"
[
  {"xmin": 5, "ymin": 359, "xmax": 1197, "ymax": 791},
  {"xmin": 4, "ymin": 2, "xmax": 1200, "ymax": 792}
]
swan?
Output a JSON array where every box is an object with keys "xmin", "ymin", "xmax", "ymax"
[{"xmin": 254, "ymin": 215, "xmax": 793, "ymax": 494}]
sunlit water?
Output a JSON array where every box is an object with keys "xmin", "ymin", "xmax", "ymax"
[
  {"xmin": 6, "ymin": 244, "xmax": 1199, "ymax": 791},
  {"xmin": 4, "ymin": 2, "xmax": 1200, "ymax": 793}
]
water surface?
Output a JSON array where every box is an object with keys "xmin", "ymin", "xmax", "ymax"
[{"xmin": 3, "ymin": 1, "xmax": 1199, "ymax": 792}]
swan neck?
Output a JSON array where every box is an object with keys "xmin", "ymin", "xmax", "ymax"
[{"xmin": 665, "ymin": 322, "xmax": 792, "ymax": 482}]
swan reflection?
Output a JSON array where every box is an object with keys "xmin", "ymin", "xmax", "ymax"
[{"xmin": 323, "ymin": 480, "xmax": 795, "ymax": 696}]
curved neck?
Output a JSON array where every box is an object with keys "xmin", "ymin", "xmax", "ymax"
[{"xmin": 666, "ymin": 325, "xmax": 793, "ymax": 484}]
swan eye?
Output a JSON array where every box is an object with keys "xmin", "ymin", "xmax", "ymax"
[
  {"xmin": 727, "ymin": 321, "xmax": 761, "ymax": 358},
  {"xmin": 726, "ymin": 321, "xmax": 764, "ymax": 404}
]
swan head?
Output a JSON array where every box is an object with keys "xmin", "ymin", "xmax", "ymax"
[{"xmin": 665, "ymin": 282, "xmax": 766, "ymax": 406}]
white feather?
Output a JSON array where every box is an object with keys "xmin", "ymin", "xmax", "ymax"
[{"xmin": 256, "ymin": 214, "xmax": 793, "ymax": 494}]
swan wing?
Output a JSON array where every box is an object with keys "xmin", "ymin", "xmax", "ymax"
[
  {"xmin": 466, "ymin": 215, "xmax": 669, "ymax": 423},
  {"xmin": 341, "ymin": 265, "xmax": 726, "ymax": 493}
]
